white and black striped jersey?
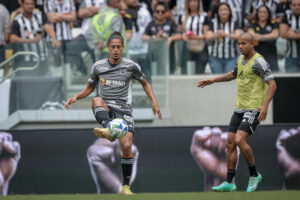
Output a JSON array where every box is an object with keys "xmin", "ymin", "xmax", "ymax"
[
  {"xmin": 183, "ymin": 12, "xmax": 209, "ymax": 36},
  {"xmin": 220, "ymin": 0, "xmax": 243, "ymax": 28},
  {"xmin": 209, "ymin": 18, "xmax": 240, "ymax": 59},
  {"xmin": 282, "ymin": 10, "xmax": 300, "ymax": 58},
  {"xmin": 11, "ymin": 12, "xmax": 48, "ymax": 61},
  {"xmin": 79, "ymin": 0, "xmax": 106, "ymax": 35},
  {"xmin": 44, "ymin": 0, "xmax": 75, "ymax": 41},
  {"xmin": 250, "ymin": 0, "xmax": 283, "ymax": 19}
]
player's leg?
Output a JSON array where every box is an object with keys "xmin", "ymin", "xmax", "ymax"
[
  {"xmin": 92, "ymin": 97, "xmax": 114, "ymax": 141},
  {"xmin": 211, "ymin": 112, "xmax": 241, "ymax": 192},
  {"xmin": 236, "ymin": 111, "xmax": 262, "ymax": 192},
  {"xmin": 119, "ymin": 132, "xmax": 134, "ymax": 195}
]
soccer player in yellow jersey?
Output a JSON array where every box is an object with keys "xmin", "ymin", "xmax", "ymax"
[{"xmin": 197, "ymin": 32, "xmax": 277, "ymax": 192}]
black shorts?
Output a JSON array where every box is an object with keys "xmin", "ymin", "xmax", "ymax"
[
  {"xmin": 228, "ymin": 111, "xmax": 260, "ymax": 135},
  {"xmin": 108, "ymin": 106, "xmax": 135, "ymax": 134}
]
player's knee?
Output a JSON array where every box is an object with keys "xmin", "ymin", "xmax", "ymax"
[
  {"xmin": 234, "ymin": 137, "xmax": 245, "ymax": 147},
  {"xmin": 120, "ymin": 142, "xmax": 132, "ymax": 152},
  {"xmin": 226, "ymin": 140, "xmax": 235, "ymax": 151},
  {"xmin": 92, "ymin": 97, "xmax": 105, "ymax": 107}
]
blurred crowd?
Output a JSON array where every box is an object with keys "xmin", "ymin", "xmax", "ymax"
[{"xmin": 0, "ymin": 0, "xmax": 300, "ymax": 76}]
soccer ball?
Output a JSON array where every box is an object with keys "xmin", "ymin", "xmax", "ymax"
[{"xmin": 108, "ymin": 118, "xmax": 128, "ymax": 139}]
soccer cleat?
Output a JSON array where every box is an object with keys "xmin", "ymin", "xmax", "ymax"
[
  {"xmin": 246, "ymin": 173, "xmax": 262, "ymax": 192},
  {"xmin": 121, "ymin": 185, "xmax": 133, "ymax": 195},
  {"xmin": 93, "ymin": 127, "xmax": 115, "ymax": 142},
  {"xmin": 211, "ymin": 181, "xmax": 237, "ymax": 192}
]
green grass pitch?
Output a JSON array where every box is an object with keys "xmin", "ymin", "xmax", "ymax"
[{"xmin": 2, "ymin": 191, "xmax": 300, "ymax": 200}]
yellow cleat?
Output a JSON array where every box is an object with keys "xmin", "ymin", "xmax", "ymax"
[
  {"xmin": 121, "ymin": 185, "xmax": 133, "ymax": 195},
  {"xmin": 93, "ymin": 128, "xmax": 115, "ymax": 142}
]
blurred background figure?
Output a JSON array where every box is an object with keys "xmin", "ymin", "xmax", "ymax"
[
  {"xmin": 87, "ymin": 139, "xmax": 138, "ymax": 193},
  {"xmin": 0, "ymin": 132, "xmax": 21, "ymax": 196},
  {"xmin": 119, "ymin": 0, "xmax": 133, "ymax": 41},
  {"xmin": 86, "ymin": 0, "xmax": 125, "ymax": 60},
  {"xmin": 206, "ymin": 2, "xmax": 241, "ymax": 74},
  {"xmin": 247, "ymin": 0, "xmax": 284, "ymax": 23},
  {"xmin": 0, "ymin": 3, "xmax": 10, "ymax": 64},
  {"xmin": 248, "ymin": 5, "xmax": 279, "ymax": 72},
  {"xmin": 44, "ymin": 0, "xmax": 76, "ymax": 67},
  {"xmin": 142, "ymin": 1, "xmax": 181, "ymax": 75},
  {"xmin": 276, "ymin": 127, "xmax": 300, "ymax": 190},
  {"xmin": 180, "ymin": 0, "xmax": 210, "ymax": 74},
  {"xmin": 10, "ymin": 0, "xmax": 60, "ymax": 77},
  {"xmin": 279, "ymin": 0, "xmax": 300, "ymax": 73},
  {"xmin": 191, "ymin": 127, "xmax": 240, "ymax": 192}
]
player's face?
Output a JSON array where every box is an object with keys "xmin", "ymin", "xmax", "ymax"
[
  {"xmin": 291, "ymin": 0, "xmax": 300, "ymax": 16},
  {"xmin": 238, "ymin": 38, "xmax": 253, "ymax": 56},
  {"xmin": 108, "ymin": 39, "xmax": 124, "ymax": 61}
]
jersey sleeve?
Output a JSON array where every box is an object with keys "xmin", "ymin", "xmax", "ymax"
[
  {"xmin": 11, "ymin": 20, "xmax": 21, "ymax": 37},
  {"xmin": 88, "ymin": 64, "xmax": 99, "ymax": 87},
  {"xmin": 111, "ymin": 15, "xmax": 123, "ymax": 33},
  {"xmin": 281, "ymin": 12, "xmax": 289, "ymax": 26},
  {"xmin": 132, "ymin": 63, "xmax": 146, "ymax": 81},
  {"xmin": 253, "ymin": 57, "xmax": 274, "ymax": 82}
]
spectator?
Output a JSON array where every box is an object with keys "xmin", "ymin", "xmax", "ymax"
[
  {"xmin": 206, "ymin": 2, "xmax": 242, "ymax": 74},
  {"xmin": 126, "ymin": 0, "xmax": 152, "ymax": 79},
  {"xmin": 181, "ymin": 0, "xmax": 210, "ymax": 74},
  {"xmin": 44, "ymin": 0, "xmax": 76, "ymax": 67},
  {"xmin": 211, "ymin": 0, "xmax": 243, "ymax": 28},
  {"xmin": 247, "ymin": 0, "xmax": 284, "ymax": 23},
  {"xmin": 142, "ymin": 1, "xmax": 181, "ymax": 74},
  {"xmin": 0, "ymin": 3, "xmax": 10, "ymax": 64},
  {"xmin": 120, "ymin": 0, "xmax": 133, "ymax": 41},
  {"xmin": 279, "ymin": 0, "xmax": 300, "ymax": 72},
  {"xmin": 10, "ymin": 0, "xmax": 60, "ymax": 76},
  {"xmin": 85, "ymin": 0, "xmax": 125, "ymax": 60},
  {"xmin": 248, "ymin": 5, "xmax": 279, "ymax": 72}
]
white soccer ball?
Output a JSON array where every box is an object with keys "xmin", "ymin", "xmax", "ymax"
[{"xmin": 108, "ymin": 118, "xmax": 128, "ymax": 139}]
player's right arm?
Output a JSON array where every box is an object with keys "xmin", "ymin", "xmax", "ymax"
[
  {"xmin": 65, "ymin": 84, "xmax": 95, "ymax": 108},
  {"xmin": 197, "ymin": 71, "xmax": 236, "ymax": 88}
]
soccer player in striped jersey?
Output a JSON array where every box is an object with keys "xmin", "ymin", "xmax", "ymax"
[
  {"xmin": 65, "ymin": 31, "xmax": 162, "ymax": 194},
  {"xmin": 197, "ymin": 32, "xmax": 277, "ymax": 192}
]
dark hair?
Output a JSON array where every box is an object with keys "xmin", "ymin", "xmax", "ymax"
[
  {"xmin": 21, "ymin": 0, "xmax": 35, "ymax": 3},
  {"xmin": 155, "ymin": 1, "xmax": 167, "ymax": 11},
  {"xmin": 217, "ymin": 2, "xmax": 232, "ymax": 23},
  {"xmin": 107, "ymin": 31, "xmax": 124, "ymax": 46},
  {"xmin": 255, "ymin": 5, "xmax": 272, "ymax": 25}
]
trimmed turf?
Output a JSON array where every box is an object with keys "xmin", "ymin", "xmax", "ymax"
[{"xmin": 2, "ymin": 191, "xmax": 300, "ymax": 200}]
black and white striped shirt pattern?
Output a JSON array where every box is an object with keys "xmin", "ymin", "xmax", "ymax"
[
  {"xmin": 251, "ymin": 0, "xmax": 283, "ymax": 19},
  {"xmin": 44, "ymin": 0, "xmax": 75, "ymax": 40},
  {"xmin": 14, "ymin": 12, "xmax": 47, "ymax": 61},
  {"xmin": 184, "ymin": 12, "xmax": 209, "ymax": 36},
  {"xmin": 220, "ymin": 0, "xmax": 242, "ymax": 27},
  {"xmin": 80, "ymin": 0, "xmax": 106, "ymax": 35},
  {"xmin": 282, "ymin": 10, "xmax": 300, "ymax": 58},
  {"xmin": 210, "ymin": 18, "xmax": 240, "ymax": 59}
]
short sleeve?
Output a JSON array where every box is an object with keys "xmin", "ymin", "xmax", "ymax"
[
  {"xmin": 252, "ymin": 57, "xmax": 274, "ymax": 82},
  {"xmin": 203, "ymin": 16, "xmax": 210, "ymax": 26},
  {"xmin": 111, "ymin": 15, "xmax": 123, "ymax": 33},
  {"xmin": 44, "ymin": 0, "xmax": 54, "ymax": 13},
  {"xmin": 132, "ymin": 63, "xmax": 146, "ymax": 81},
  {"xmin": 88, "ymin": 64, "xmax": 99, "ymax": 88},
  {"xmin": 11, "ymin": 20, "xmax": 21, "ymax": 37},
  {"xmin": 272, "ymin": 21, "xmax": 279, "ymax": 30},
  {"xmin": 234, "ymin": 21, "xmax": 240, "ymax": 30},
  {"xmin": 170, "ymin": 21, "xmax": 178, "ymax": 35},
  {"xmin": 281, "ymin": 13, "xmax": 289, "ymax": 26},
  {"xmin": 144, "ymin": 23, "xmax": 152, "ymax": 36}
]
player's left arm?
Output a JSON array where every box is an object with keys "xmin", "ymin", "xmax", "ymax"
[
  {"xmin": 140, "ymin": 79, "xmax": 162, "ymax": 119},
  {"xmin": 257, "ymin": 79, "xmax": 277, "ymax": 122}
]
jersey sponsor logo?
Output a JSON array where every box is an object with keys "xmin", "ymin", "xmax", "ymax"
[{"xmin": 100, "ymin": 79, "xmax": 126, "ymax": 87}]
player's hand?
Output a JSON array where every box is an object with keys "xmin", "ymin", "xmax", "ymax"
[
  {"xmin": 65, "ymin": 96, "xmax": 77, "ymax": 109},
  {"xmin": 257, "ymin": 104, "xmax": 268, "ymax": 122},
  {"xmin": 52, "ymin": 39, "xmax": 61, "ymax": 48},
  {"xmin": 152, "ymin": 102, "xmax": 162, "ymax": 119},
  {"xmin": 197, "ymin": 79, "xmax": 214, "ymax": 88}
]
